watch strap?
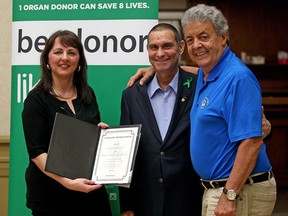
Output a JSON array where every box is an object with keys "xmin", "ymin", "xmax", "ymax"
[{"xmin": 223, "ymin": 187, "xmax": 238, "ymax": 200}]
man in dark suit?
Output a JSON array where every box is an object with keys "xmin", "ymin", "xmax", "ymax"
[{"xmin": 119, "ymin": 23, "xmax": 203, "ymax": 216}]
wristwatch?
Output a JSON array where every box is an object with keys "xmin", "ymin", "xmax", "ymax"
[{"xmin": 223, "ymin": 187, "xmax": 238, "ymax": 201}]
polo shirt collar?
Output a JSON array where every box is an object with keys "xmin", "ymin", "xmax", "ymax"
[{"xmin": 199, "ymin": 46, "xmax": 231, "ymax": 82}]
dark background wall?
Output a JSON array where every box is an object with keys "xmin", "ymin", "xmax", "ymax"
[{"xmin": 186, "ymin": 0, "xmax": 288, "ymax": 65}]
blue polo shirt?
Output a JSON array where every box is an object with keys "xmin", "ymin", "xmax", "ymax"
[{"xmin": 190, "ymin": 47, "xmax": 272, "ymax": 180}]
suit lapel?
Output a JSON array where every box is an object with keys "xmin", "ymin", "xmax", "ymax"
[
  {"xmin": 136, "ymin": 84, "xmax": 163, "ymax": 143},
  {"xmin": 164, "ymin": 68, "xmax": 195, "ymax": 143}
]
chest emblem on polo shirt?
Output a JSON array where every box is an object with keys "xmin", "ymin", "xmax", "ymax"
[{"xmin": 201, "ymin": 97, "xmax": 209, "ymax": 108}]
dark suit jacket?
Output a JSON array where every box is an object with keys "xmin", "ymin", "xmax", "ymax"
[{"xmin": 119, "ymin": 67, "xmax": 203, "ymax": 216}]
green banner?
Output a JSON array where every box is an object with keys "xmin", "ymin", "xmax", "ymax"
[
  {"xmin": 9, "ymin": 1, "xmax": 158, "ymax": 215},
  {"xmin": 13, "ymin": 0, "xmax": 158, "ymax": 21}
]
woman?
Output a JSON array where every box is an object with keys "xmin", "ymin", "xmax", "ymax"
[{"xmin": 22, "ymin": 30, "xmax": 112, "ymax": 216}]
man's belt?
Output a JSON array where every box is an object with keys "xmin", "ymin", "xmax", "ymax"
[{"xmin": 200, "ymin": 171, "xmax": 274, "ymax": 190}]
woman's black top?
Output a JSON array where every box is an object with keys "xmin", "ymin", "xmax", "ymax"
[{"xmin": 22, "ymin": 87, "xmax": 112, "ymax": 215}]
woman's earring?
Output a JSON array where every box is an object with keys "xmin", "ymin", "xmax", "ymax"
[
  {"xmin": 47, "ymin": 64, "xmax": 51, "ymax": 70},
  {"xmin": 78, "ymin": 66, "xmax": 81, "ymax": 72}
]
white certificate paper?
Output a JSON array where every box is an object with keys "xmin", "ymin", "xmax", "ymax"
[{"xmin": 92, "ymin": 125, "xmax": 141, "ymax": 185}]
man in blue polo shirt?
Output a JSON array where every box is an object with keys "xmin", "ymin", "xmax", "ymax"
[{"xmin": 182, "ymin": 4, "xmax": 276, "ymax": 216}]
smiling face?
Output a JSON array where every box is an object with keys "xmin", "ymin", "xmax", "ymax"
[
  {"xmin": 48, "ymin": 37, "xmax": 80, "ymax": 80},
  {"xmin": 147, "ymin": 29, "xmax": 184, "ymax": 76},
  {"xmin": 183, "ymin": 20, "xmax": 227, "ymax": 75}
]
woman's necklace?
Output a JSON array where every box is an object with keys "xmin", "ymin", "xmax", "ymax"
[{"xmin": 52, "ymin": 87, "xmax": 76, "ymax": 100}]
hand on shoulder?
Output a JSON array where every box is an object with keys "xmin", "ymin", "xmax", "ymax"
[
  {"xmin": 127, "ymin": 65, "xmax": 199, "ymax": 87},
  {"xmin": 127, "ymin": 66, "xmax": 155, "ymax": 87}
]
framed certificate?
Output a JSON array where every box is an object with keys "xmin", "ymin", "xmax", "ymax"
[
  {"xmin": 45, "ymin": 113, "xmax": 141, "ymax": 186},
  {"xmin": 91, "ymin": 126, "xmax": 140, "ymax": 185}
]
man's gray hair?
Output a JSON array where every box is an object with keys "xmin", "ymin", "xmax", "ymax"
[{"xmin": 181, "ymin": 4, "xmax": 229, "ymax": 40}]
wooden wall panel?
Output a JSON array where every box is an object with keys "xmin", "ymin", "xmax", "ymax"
[
  {"xmin": 0, "ymin": 136, "xmax": 9, "ymax": 216},
  {"xmin": 187, "ymin": 0, "xmax": 288, "ymax": 65}
]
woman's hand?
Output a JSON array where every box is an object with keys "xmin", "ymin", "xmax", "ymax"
[
  {"xmin": 32, "ymin": 153, "xmax": 103, "ymax": 193},
  {"xmin": 61, "ymin": 178, "xmax": 102, "ymax": 193},
  {"xmin": 122, "ymin": 211, "xmax": 135, "ymax": 216},
  {"xmin": 98, "ymin": 122, "xmax": 109, "ymax": 129}
]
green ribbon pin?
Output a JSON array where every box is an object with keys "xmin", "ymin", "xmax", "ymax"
[{"xmin": 183, "ymin": 77, "xmax": 193, "ymax": 88}]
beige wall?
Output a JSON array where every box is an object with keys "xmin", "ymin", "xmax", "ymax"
[
  {"xmin": 0, "ymin": 0, "xmax": 12, "ymax": 137},
  {"xmin": 0, "ymin": 1, "xmax": 13, "ymax": 214}
]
